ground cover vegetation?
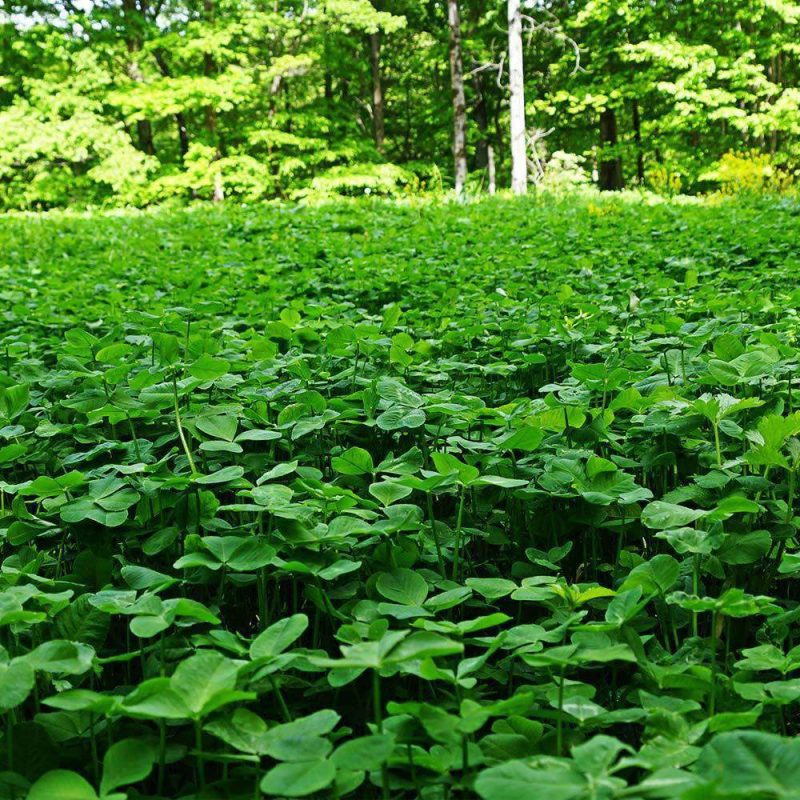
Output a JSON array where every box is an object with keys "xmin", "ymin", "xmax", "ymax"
[
  {"xmin": 4, "ymin": 0, "xmax": 800, "ymax": 208},
  {"xmin": 1, "ymin": 194, "xmax": 800, "ymax": 797}
]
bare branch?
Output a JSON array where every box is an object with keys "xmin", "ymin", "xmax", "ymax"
[
  {"xmin": 527, "ymin": 127, "xmax": 555, "ymax": 185},
  {"xmin": 518, "ymin": 12, "xmax": 583, "ymax": 76},
  {"xmin": 464, "ymin": 52, "xmax": 506, "ymax": 87},
  {"xmin": 464, "ymin": 61, "xmax": 501, "ymax": 79}
]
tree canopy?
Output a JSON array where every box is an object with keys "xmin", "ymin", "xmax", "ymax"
[{"xmin": 2, "ymin": 0, "xmax": 800, "ymax": 208}]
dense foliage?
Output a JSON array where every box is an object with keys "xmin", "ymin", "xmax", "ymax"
[
  {"xmin": 3, "ymin": 0, "xmax": 800, "ymax": 208},
  {"xmin": 1, "ymin": 194, "xmax": 800, "ymax": 798}
]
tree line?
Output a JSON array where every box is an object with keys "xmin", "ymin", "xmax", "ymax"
[{"xmin": 2, "ymin": 0, "xmax": 800, "ymax": 208}]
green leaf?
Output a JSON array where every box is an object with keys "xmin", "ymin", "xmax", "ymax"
[
  {"xmin": 688, "ymin": 731, "xmax": 800, "ymax": 798},
  {"xmin": 376, "ymin": 407, "xmax": 426, "ymax": 431},
  {"xmin": 376, "ymin": 377, "xmax": 423, "ymax": 407},
  {"xmin": 707, "ymin": 359, "xmax": 740, "ymax": 386},
  {"xmin": 170, "ymin": 652, "xmax": 241, "ymax": 719},
  {"xmin": 369, "ymin": 480, "xmax": 413, "ymax": 506},
  {"xmin": 28, "ymin": 771, "xmax": 99, "ymax": 800},
  {"xmin": 100, "ymin": 738, "xmax": 157, "ymax": 796},
  {"xmin": 0, "ymin": 660, "xmax": 34, "ymax": 712},
  {"xmin": 189, "ymin": 354, "xmax": 230, "ymax": 381},
  {"xmin": 713, "ymin": 334, "xmax": 745, "ymax": 362},
  {"xmin": 718, "ymin": 530, "xmax": 772, "ymax": 565},
  {"xmin": 386, "ymin": 631, "xmax": 463, "ymax": 663},
  {"xmin": 475, "ymin": 760, "xmax": 585, "ymax": 800},
  {"xmin": 332, "ymin": 447, "xmax": 374, "ymax": 475},
  {"xmin": 121, "ymin": 678, "xmax": 191, "ymax": 720},
  {"xmin": 499, "ymin": 426, "xmax": 544, "ymax": 452},
  {"xmin": 250, "ymin": 614, "xmax": 309, "ymax": 660},
  {"xmin": 641, "ymin": 501, "xmax": 706, "ymax": 530},
  {"xmin": 0, "ymin": 384, "xmax": 29, "ymax": 421},
  {"xmin": 657, "ymin": 527, "xmax": 721, "ymax": 555},
  {"xmin": 466, "ymin": 578, "xmax": 518, "ymax": 600},
  {"xmin": 196, "ymin": 414, "xmax": 239, "ymax": 442},
  {"xmin": 260, "ymin": 759, "xmax": 336, "ymax": 797},
  {"xmin": 474, "ymin": 475, "xmax": 528, "ymax": 489},
  {"xmin": 24, "ymin": 641, "xmax": 94, "ymax": 675},
  {"xmin": 54, "ymin": 594, "xmax": 110, "ymax": 649},
  {"xmin": 195, "ymin": 466, "xmax": 245, "ymax": 485},
  {"xmin": 331, "ymin": 734, "xmax": 395, "ymax": 771},
  {"xmin": 376, "ymin": 568, "xmax": 428, "ymax": 606}
]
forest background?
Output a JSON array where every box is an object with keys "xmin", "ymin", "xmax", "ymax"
[{"xmin": 2, "ymin": 0, "xmax": 800, "ymax": 209}]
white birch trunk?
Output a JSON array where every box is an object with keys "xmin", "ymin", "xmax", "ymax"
[
  {"xmin": 447, "ymin": 0, "xmax": 468, "ymax": 198},
  {"xmin": 508, "ymin": 0, "xmax": 527, "ymax": 194}
]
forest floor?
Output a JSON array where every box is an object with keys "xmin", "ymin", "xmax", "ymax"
[{"xmin": 2, "ymin": 193, "xmax": 800, "ymax": 800}]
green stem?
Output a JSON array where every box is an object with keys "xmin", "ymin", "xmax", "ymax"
[
  {"xmin": 692, "ymin": 555, "xmax": 700, "ymax": 637},
  {"xmin": 373, "ymin": 670, "xmax": 383, "ymax": 729},
  {"xmin": 5, "ymin": 712, "xmax": 12, "ymax": 771},
  {"xmin": 680, "ymin": 346, "xmax": 687, "ymax": 386},
  {"xmin": 373, "ymin": 670, "xmax": 389, "ymax": 800},
  {"xmin": 194, "ymin": 720, "xmax": 205, "ymax": 788},
  {"xmin": 89, "ymin": 713, "xmax": 99, "ymax": 785},
  {"xmin": 158, "ymin": 720, "xmax": 166, "ymax": 795},
  {"xmin": 269, "ymin": 676, "xmax": 292, "ymax": 722},
  {"xmin": 786, "ymin": 467, "xmax": 795, "ymax": 524},
  {"xmin": 556, "ymin": 665, "xmax": 566, "ymax": 757},
  {"xmin": 258, "ymin": 567, "xmax": 269, "ymax": 630},
  {"xmin": 426, "ymin": 492, "xmax": 445, "ymax": 577},
  {"xmin": 451, "ymin": 485, "xmax": 466, "ymax": 582},
  {"xmin": 125, "ymin": 411, "xmax": 142, "ymax": 462},
  {"xmin": 709, "ymin": 610, "xmax": 718, "ymax": 717},
  {"xmin": 172, "ymin": 374, "xmax": 197, "ymax": 475}
]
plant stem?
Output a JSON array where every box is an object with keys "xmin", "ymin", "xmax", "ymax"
[
  {"xmin": 786, "ymin": 467, "xmax": 795, "ymax": 524},
  {"xmin": 125, "ymin": 411, "xmax": 142, "ymax": 462},
  {"xmin": 692, "ymin": 555, "xmax": 700, "ymax": 637},
  {"xmin": 269, "ymin": 676, "xmax": 292, "ymax": 722},
  {"xmin": 451, "ymin": 485, "xmax": 466, "ymax": 581},
  {"xmin": 172, "ymin": 373, "xmax": 197, "ymax": 475},
  {"xmin": 426, "ymin": 492, "xmax": 445, "ymax": 576},
  {"xmin": 158, "ymin": 720, "xmax": 166, "ymax": 795},
  {"xmin": 556, "ymin": 665, "xmax": 566, "ymax": 757},
  {"xmin": 258, "ymin": 567, "xmax": 269, "ymax": 629},
  {"xmin": 709, "ymin": 610, "xmax": 718, "ymax": 716},
  {"xmin": 194, "ymin": 720, "xmax": 205, "ymax": 788},
  {"xmin": 373, "ymin": 670, "xmax": 390, "ymax": 800},
  {"xmin": 5, "ymin": 713, "xmax": 12, "ymax": 771}
]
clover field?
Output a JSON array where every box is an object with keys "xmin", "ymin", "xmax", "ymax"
[{"xmin": 3, "ymin": 195, "xmax": 800, "ymax": 800}]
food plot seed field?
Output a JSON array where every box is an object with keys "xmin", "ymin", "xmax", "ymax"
[{"xmin": 2, "ymin": 196, "xmax": 800, "ymax": 799}]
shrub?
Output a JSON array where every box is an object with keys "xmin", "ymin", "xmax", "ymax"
[{"xmin": 702, "ymin": 150, "xmax": 795, "ymax": 195}]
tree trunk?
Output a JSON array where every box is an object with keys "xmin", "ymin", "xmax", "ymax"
[
  {"xmin": 631, "ymin": 99, "xmax": 644, "ymax": 185},
  {"xmin": 599, "ymin": 107, "xmax": 624, "ymax": 191},
  {"xmin": 122, "ymin": 0, "xmax": 155, "ymax": 155},
  {"xmin": 508, "ymin": 0, "xmax": 526, "ymax": 194},
  {"xmin": 323, "ymin": 29, "xmax": 333, "ymax": 101},
  {"xmin": 203, "ymin": 8, "xmax": 219, "ymax": 147},
  {"xmin": 135, "ymin": 118, "xmax": 155, "ymax": 156},
  {"xmin": 153, "ymin": 49, "xmax": 190, "ymax": 159},
  {"xmin": 473, "ymin": 70, "xmax": 489, "ymax": 169},
  {"xmin": 447, "ymin": 0, "xmax": 468, "ymax": 197},
  {"xmin": 493, "ymin": 102, "xmax": 504, "ymax": 167},
  {"xmin": 203, "ymin": 0, "xmax": 224, "ymax": 201},
  {"xmin": 369, "ymin": 32, "xmax": 385, "ymax": 152},
  {"xmin": 213, "ymin": 172, "xmax": 224, "ymax": 203},
  {"xmin": 487, "ymin": 144, "xmax": 496, "ymax": 195}
]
